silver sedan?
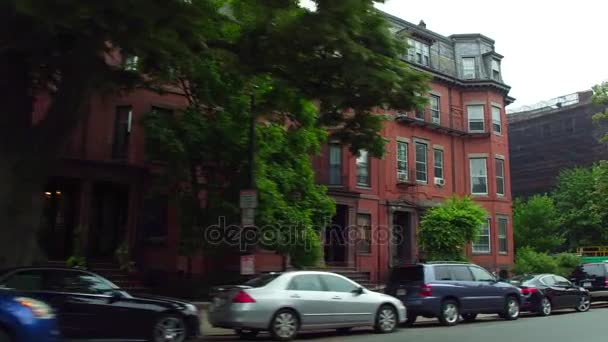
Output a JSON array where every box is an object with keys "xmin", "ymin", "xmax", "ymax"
[{"xmin": 208, "ymin": 270, "xmax": 406, "ymax": 341}]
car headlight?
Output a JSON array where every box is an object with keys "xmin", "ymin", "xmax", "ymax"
[
  {"xmin": 184, "ymin": 303, "xmax": 198, "ymax": 314},
  {"xmin": 15, "ymin": 297, "xmax": 55, "ymax": 319}
]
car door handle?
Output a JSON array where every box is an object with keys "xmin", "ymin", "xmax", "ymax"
[
  {"xmin": 332, "ymin": 296, "xmax": 342, "ymax": 300},
  {"xmin": 290, "ymin": 295, "xmax": 301, "ymax": 299}
]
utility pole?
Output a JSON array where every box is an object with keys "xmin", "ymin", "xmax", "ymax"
[{"xmin": 248, "ymin": 92, "xmax": 256, "ymax": 189}]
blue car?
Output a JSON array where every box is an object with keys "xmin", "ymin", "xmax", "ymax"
[{"xmin": 0, "ymin": 289, "xmax": 59, "ymax": 342}]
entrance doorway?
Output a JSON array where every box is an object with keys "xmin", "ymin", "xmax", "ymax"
[
  {"xmin": 40, "ymin": 178, "xmax": 80, "ymax": 260},
  {"xmin": 392, "ymin": 211, "xmax": 413, "ymax": 266},
  {"xmin": 88, "ymin": 182, "xmax": 129, "ymax": 259},
  {"xmin": 324, "ymin": 204, "xmax": 349, "ymax": 265}
]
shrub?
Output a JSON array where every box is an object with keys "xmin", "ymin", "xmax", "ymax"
[
  {"xmin": 512, "ymin": 247, "xmax": 558, "ymax": 275},
  {"xmin": 555, "ymin": 253, "xmax": 581, "ymax": 277}
]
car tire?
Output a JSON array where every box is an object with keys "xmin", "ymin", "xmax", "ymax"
[
  {"xmin": 576, "ymin": 294, "xmax": 591, "ymax": 312},
  {"xmin": 269, "ymin": 309, "xmax": 299, "ymax": 341},
  {"xmin": 152, "ymin": 314, "xmax": 186, "ymax": 342},
  {"xmin": 538, "ymin": 297, "xmax": 552, "ymax": 316},
  {"xmin": 438, "ymin": 300, "xmax": 460, "ymax": 326},
  {"xmin": 374, "ymin": 304, "xmax": 398, "ymax": 334},
  {"xmin": 0, "ymin": 329, "xmax": 12, "ymax": 342},
  {"xmin": 502, "ymin": 296, "xmax": 520, "ymax": 320},
  {"xmin": 461, "ymin": 313, "xmax": 477, "ymax": 322},
  {"xmin": 236, "ymin": 329, "xmax": 259, "ymax": 340}
]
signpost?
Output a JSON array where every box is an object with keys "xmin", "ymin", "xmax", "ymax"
[
  {"xmin": 240, "ymin": 190, "xmax": 257, "ymax": 227},
  {"xmin": 240, "ymin": 255, "xmax": 255, "ymax": 275}
]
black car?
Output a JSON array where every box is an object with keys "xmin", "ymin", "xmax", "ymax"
[
  {"xmin": 508, "ymin": 274, "xmax": 590, "ymax": 316},
  {"xmin": 0, "ymin": 267, "xmax": 200, "ymax": 342},
  {"xmin": 385, "ymin": 262, "xmax": 522, "ymax": 326},
  {"xmin": 570, "ymin": 262, "xmax": 608, "ymax": 302}
]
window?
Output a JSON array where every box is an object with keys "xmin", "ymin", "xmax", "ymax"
[
  {"xmin": 356, "ymin": 149, "xmax": 370, "ymax": 186},
  {"xmin": 47, "ymin": 271, "xmax": 116, "ymax": 295},
  {"xmin": 397, "ymin": 141, "xmax": 408, "ymax": 182},
  {"xmin": 430, "ymin": 95, "xmax": 440, "ymax": 124},
  {"xmin": 357, "ymin": 213, "xmax": 372, "ymax": 253},
  {"xmin": 563, "ymin": 117, "xmax": 575, "ymax": 133},
  {"xmin": 124, "ymin": 55, "xmax": 139, "ymax": 71},
  {"xmin": 2, "ymin": 271, "xmax": 44, "ymax": 291},
  {"xmin": 467, "ymin": 105, "xmax": 485, "ymax": 132},
  {"xmin": 469, "ymin": 266, "xmax": 494, "ymax": 281},
  {"xmin": 288, "ymin": 275, "xmax": 325, "ymax": 291},
  {"xmin": 244, "ymin": 273, "xmax": 281, "ymax": 287},
  {"xmin": 329, "ymin": 144, "xmax": 342, "ymax": 185},
  {"xmin": 452, "ymin": 266, "xmax": 474, "ymax": 281},
  {"xmin": 498, "ymin": 217, "xmax": 508, "ymax": 254},
  {"xmin": 434, "ymin": 266, "xmax": 452, "ymax": 281},
  {"xmin": 540, "ymin": 276, "xmax": 556, "ymax": 286},
  {"xmin": 112, "ymin": 106, "xmax": 132, "ymax": 159},
  {"xmin": 492, "ymin": 106, "xmax": 502, "ymax": 133},
  {"xmin": 472, "ymin": 218, "xmax": 491, "ymax": 253},
  {"xmin": 415, "ymin": 142, "xmax": 428, "ymax": 183},
  {"xmin": 470, "ymin": 158, "xmax": 488, "ymax": 195},
  {"xmin": 321, "ymin": 275, "xmax": 358, "ymax": 293},
  {"xmin": 492, "ymin": 59, "xmax": 500, "ymax": 80},
  {"xmin": 407, "ymin": 38, "xmax": 430, "ymax": 66},
  {"xmin": 415, "ymin": 108, "xmax": 425, "ymax": 120},
  {"xmin": 553, "ymin": 275, "xmax": 572, "ymax": 287},
  {"xmin": 495, "ymin": 158, "xmax": 505, "ymax": 196},
  {"xmin": 433, "ymin": 149, "xmax": 444, "ymax": 180},
  {"xmin": 462, "ymin": 57, "xmax": 476, "ymax": 79}
]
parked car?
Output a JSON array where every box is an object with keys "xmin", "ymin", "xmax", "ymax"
[
  {"xmin": 508, "ymin": 274, "xmax": 590, "ymax": 316},
  {"xmin": 208, "ymin": 271, "xmax": 406, "ymax": 341},
  {"xmin": 385, "ymin": 262, "xmax": 522, "ymax": 326},
  {"xmin": 570, "ymin": 262, "xmax": 608, "ymax": 302},
  {"xmin": 0, "ymin": 288, "xmax": 60, "ymax": 342},
  {"xmin": 0, "ymin": 267, "xmax": 200, "ymax": 342}
]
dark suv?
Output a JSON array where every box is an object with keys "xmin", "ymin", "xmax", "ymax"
[
  {"xmin": 385, "ymin": 262, "xmax": 522, "ymax": 326},
  {"xmin": 570, "ymin": 262, "xmax": 608, "ymax": 302}
]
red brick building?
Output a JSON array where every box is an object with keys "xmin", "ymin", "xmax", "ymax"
[{"xmin": 311, "ymin": 14, "xmax": 516, "ymax": 283}]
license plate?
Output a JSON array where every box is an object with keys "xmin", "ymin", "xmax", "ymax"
[
  {"xmin": 397, "ymin": 289, "xmax": 407, "ymax": 296},
  {"xmin": 213, "ymin": 297, "xmax": 225, "ymax": 306},
  {"xmin": 584, "ymin": 282, "xmax": 592, "ymax": 288}
]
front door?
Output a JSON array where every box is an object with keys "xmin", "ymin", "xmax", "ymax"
[
  {"xmin": 392, "ymin": 212, "xmax": 412, "ymax": 266},
  {"xmin": 324, "ymin": 205, "xmax": 348, "ymax": 265},
  {"xmin": 89, "ymin": 183, "xmax": 129, "ymax": 259}
]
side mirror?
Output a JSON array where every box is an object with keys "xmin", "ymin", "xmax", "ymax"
[
  {"xmin": 352, "ymin": 286, "xmax": 364, "ymax": 295},
  {"xmin": 109, "ymin": 290, "xmax": 123, "ymax": 301}
]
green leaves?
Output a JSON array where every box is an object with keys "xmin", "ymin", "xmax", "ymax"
[
  {"xmin": 418, "ymin": 196, "xmax": 487, "ymax": 261},
  {"xmin": 513, "ymin": 195, "xmax": 564, "ymax": 253},
  {"xmin": 592, "ymin": 82, "xmax": 608, "ymax": 143}
]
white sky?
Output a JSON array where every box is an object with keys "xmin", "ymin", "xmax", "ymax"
[{"xmin": 301, "ymin": 0, "xmax": 608, "ymax": 110}]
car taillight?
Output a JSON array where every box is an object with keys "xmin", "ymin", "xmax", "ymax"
[
  {"xmin": 419, "ymin": 284, "xmax": 432, "ymax": 297},
  {"xmin": 232, "ymin": 291, "xmax": 256, "ymax": 303},
  {"xmin": 521, "ymin": 287, "xmax": 538, "ymax": 296},
  {"xmin": 604, "ymin": 279, "xmax": 608, "ymax": 287}
]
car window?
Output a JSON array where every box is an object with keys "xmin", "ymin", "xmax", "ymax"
[
  {"xmin": 287, "ymin": 275, "xmax": 325, "ymax": 291},
  {"xmin": 434, "ymin": 266, "xmax": 452, "ymax": 281},
  {"xmin": 553, "ymin": 275, "xmax": 572, "ymax": 287},
  {"xmin": 389, "ymin": 266, "xmax": 424, "ymax": 283},
  {"xmin": 581, "ymin": 264, "xmax": 606, "ymax": 278},
  {"xmin": 469, "ymin": 267, "xmax": 494, "ymax": 281},
  {"xmin": 47, "ymin": 271, "xmax": 116, "ymax": 295},
  {"xmin": 540, "ymin": 275, "xmax": 556, "ymax": 286},
  {"xmin": 1, "ymin": 270, "xmax": 44, "ymax": 291},
  {"xmin": 243, "ymin": 273, "xmax": 281, "ymax": 288},
  {"xmin": 452, "ymin": 266, "xmax": 474, "ymax": 281},
  {"xmin": 321, "ymin": 275, "xmax": 358, "ymax": 293}
]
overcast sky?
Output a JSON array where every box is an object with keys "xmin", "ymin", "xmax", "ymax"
[{"xmin": 302, "ymin": 0, "xmax": 608, "ymax": 110}]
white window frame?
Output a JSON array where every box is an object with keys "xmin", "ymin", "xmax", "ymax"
[
  {"xmin": 328, "ymin": 143, "xmax": 342, "ymax": 185},
  {"xmin": 470, "ymin": 158, "xmax": 488, "ymax": 195},
  {"xmin": 495, "ymin": 158, "xmax": 505, "ymax": 196},
  {"xmin": 498, "ymin": 217, "xmax": 508, "ymax": 254},
  {"xmin": 433, "ymin": 148, "xmax": 444, "ymax": 180},
  {"xmin": 462, "ymin": 57, "xmax": 476, "ymax": 79},
  {"xmin": 472, "ymin": 218, "xmax": 491, "ymax": 253},
  {"xmin": 407, "ymin": 38, "xmax": 430, "ymax": 66},
  {"xmin": 492, "ymin": 106, "xmax": 502, "ymax": 134},
  {"xmin": 492, "ymin": 59, "xmax": 500, "ymax": 80},
  {"xmin": 467, "ymin": 105, "xmax": 485, "ymax": 133},
  {"xmin": 415, "ymin": 142, "xmax": 428, "ymax": 183},
  {"xmin": 430, "ymin": 95, "xmax": 440, "ymax": 125},
  {"xmin": 397, "ymin": 141, "xmax": 408, "ymax": 182},
  {"xmin": 356, "ymin": 149, "xmax": 370, "ymax": 187}
]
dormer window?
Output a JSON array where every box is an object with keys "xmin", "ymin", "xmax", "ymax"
[
  {"xmin": 407, "ymin": 38, "xmax": 430, "ymax": 66},
  {"xmin": 491, "ymin": 59, "xmax": 501, "ymax": 80},
  {"xmin": 462, "ymin": 57, "xmax": 476, "ymax": 79}
]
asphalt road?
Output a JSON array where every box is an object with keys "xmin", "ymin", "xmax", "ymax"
[{"xmin": 203, "ymin": 303, "xmax": 608, "ymax": 341}]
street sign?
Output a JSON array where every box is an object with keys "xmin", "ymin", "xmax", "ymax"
[
  {"xmin": 241, "ymin": 208, "xmax": 255, "ymax": 227},
  {"xmin": 240, "ymin": 255, "xmax": 255, "ymax": 275},
  {"xmin": 240, "ymin": 190, "xmax": 258, "ymax": 209}
]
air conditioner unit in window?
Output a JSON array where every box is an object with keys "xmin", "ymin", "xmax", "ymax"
[
  {"xmin": 434, "ymin": 178, "xmax": 445, "ymax": 186},
  {"xmin": 432, "ymin": 117, "xmax": 440, "ymax": 125}
]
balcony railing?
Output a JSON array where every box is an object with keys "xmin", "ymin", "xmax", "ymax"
[{"xmin": 395, "ymin": 112, "xmax": 489, "ymax": 138}]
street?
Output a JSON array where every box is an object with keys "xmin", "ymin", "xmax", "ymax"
[{"xmin": 203, "ymin": 304, "xmax": 608, "ymax": 341}]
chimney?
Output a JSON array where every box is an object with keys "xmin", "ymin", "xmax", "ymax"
[{"xmin": 419, "ymin": 20, "xmax": 426, "ymax": 29}]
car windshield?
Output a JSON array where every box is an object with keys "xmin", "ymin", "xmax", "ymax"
[
  {"xmin": 243, "ymin": 273, "xmax": 280, "ymax": 288},
  {"xmin": 389, "ymin": 266, "xmax": 424, "ymax": 283},
  {"xmin": 508, "ymin": 274, "xmax": 537, "ymax": 286}
]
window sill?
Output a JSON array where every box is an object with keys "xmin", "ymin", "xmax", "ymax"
[
  {"xmin": 356, "ymin": 185, "xmax": 372, "ymax": 190},
  {"xmin": 499, "ymin": 252, "xmax": 508, "ymax": 256},
  {"xmin": 471, "ymin": 193, "xmax": 489, "ymax": 196},
  {"xmin": 493, "ymin": 131, "xmax": 503, "ymax": 136},
  {"xmin": 416, "ymin": 180, "xmax": 428, "ymax": 185},
  {"xmin": 471, "ymin": 252, "xmax": 491, "ymax": 255},
  {"xmin": 357, "ymin": 252, "xmax": 372, "ymax": 256}
]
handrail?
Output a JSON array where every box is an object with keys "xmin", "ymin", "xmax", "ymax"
[{"xmin": 577, "ymin": 246, "xmax": 608, "ymax": 256}]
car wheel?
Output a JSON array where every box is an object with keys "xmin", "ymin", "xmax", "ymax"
[
  {"xmin": 576, "ymin": 294, "xmax": 591, "ymax": 312},
  {"xmin": 374, "ymin": 304, "xmax": 398, "ymax": 333},
  {"xmin": 538, "ymin": 297, "xmax": 552, "ymax": 316},
  {"xmin": 461, "ymin": 313, "xmax": 477, "ymax": 322},
  {"xmin": 0, "ymin": 329, "xmax": 12, "ymax": 342},
  {"xmin": 236, "ymin": 329, "xmax": 259, "ymax": 340},
  {"xmin": 270, "ymin": 309, "xmax": 299, "ymax": 341},
  {"xmin": 438, "ymin": 300, "xmax": 460, "ymax": 326},
  {"xmin": 152, "ymin": 314, "xmax": 186, "ymax": 342},
  {"xmin": 502, "ymin": 296, "xmax": 520, "ymax": 320}
]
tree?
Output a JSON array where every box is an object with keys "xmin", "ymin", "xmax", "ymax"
[
  {"xmin": 592, "ymin": 81, "xmax": 608, "ymax": 143},
  {"xmin": 512, "ymin": 247, "xmax": 558, "ymax": 275},
  {"xmin": 512, "ymin": 195, "xmax": 564, "ymax": 253},
  {"xmin": 1, "ymin": 1, "xmax": 429, "ymax": 267},
  {"xmin": 418, "ymin": 196, "xmax": 487, "ymax": 261}
]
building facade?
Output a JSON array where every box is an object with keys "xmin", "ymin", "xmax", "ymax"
[
  {"xmin": 508, "ymin": 90, "xmax": 608, "ymax": 198},
  {"xmin": 312, "ymin": 13, "xmax": 516, "ymax": 283}
]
